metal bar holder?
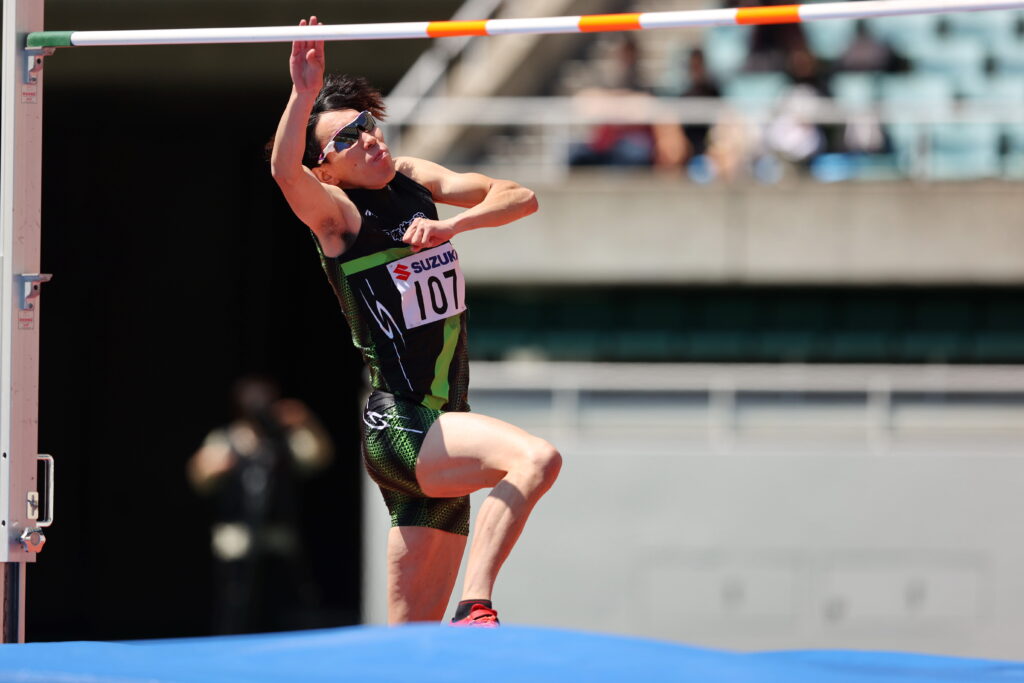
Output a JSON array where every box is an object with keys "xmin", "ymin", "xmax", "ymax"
[{"xmin": 20, "ymin": 454, "xmax": 53, "ymax": 553}]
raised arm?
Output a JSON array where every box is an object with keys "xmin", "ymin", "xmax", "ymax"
[
  {"xmin": 396, "ymin": 157, "xmax": 538, "ymax": 253},
  {"xmin": 270, "ymin": 17, "xmax": 359, "ymax": 257}
]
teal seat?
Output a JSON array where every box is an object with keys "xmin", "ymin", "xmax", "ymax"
[
  {"xmin": 885, "ymin": 121, "xmax": 923, "ymax": 176},
  {"xmin": 722, "ymin": 73, "xmax": 789, "ymax": 108},
  {"xmin": 994, "ymin": 41, "xmax": 1024, "ymax": 75},
  {"xmin": 703, "ymin": 26, "xmax": 751, "ymax": 83},
  {"xmin": 879, "ymin": 74, "xmax": 953, "ymax": 175},
  {"xmin": 804, "ymin": 19, "xmax": 857, "ymax": 61},
  {"xmin": 831, "ymin": 72, "xmax": 878, "ymax": 109},
  {"xmin": 947, "ymin": 9, "xmax": 1024, "ymax": 44},
  {"xmin": 1004, "ymin": 123, "xmax": 1024, "ymax": 178},
  {"xmin": 879, "ymin": 73, "xmax": 953, "ymax": 113},
  {"xmin": 927, "ymin": 122, "xmax": 1001, "ymax": 180},
  {"xmin": 867, "ymin": 14, "xmax": 940, "ymax": 59},
  {"xmin": 913, "ymin": 38, "xmax": 986, "ymax": 95},
  {"xmin": 964, "ymin": 74, "xmax": 1024, "ymax": 105}
]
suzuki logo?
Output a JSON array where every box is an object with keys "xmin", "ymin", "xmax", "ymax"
[{"xmin": 392, "ymin": 264, "xmax": 412, "ymax": 281}]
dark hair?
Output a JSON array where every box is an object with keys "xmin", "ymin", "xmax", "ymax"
[
  {"xmin": 266, "ymin": 74, "xmax": 386, "ymax": 166},
  {"xmin": 304, "ymin": 74, "xmax": 386, "ymax": 167}
]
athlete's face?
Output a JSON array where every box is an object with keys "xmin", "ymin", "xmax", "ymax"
[{"xmin": 315, "ymin": 108, "xmax": 395, "ymax": 189}]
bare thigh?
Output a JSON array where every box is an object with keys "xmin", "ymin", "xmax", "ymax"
[{"xmin": 414, "ymin": 411, "xmax": 553, "ymax": 499}]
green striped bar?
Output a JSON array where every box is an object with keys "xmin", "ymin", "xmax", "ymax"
[
  {"xmin": 26, "ymin": 31, "xmax": 75, "ymax": 48},
  {"xmin": 341, "ymin": 246, "xmax": 413, "ymax": 276}
]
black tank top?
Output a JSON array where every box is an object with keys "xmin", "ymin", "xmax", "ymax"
[{"xmin": 314, "ymin": 171, "xmax": 470, "ymax": 411}]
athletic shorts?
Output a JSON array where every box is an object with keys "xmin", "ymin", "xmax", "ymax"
[{"xmin": 361, "ymin": 390, "xmax": 470, "ymax": 536}]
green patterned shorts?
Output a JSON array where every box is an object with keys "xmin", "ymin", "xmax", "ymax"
[{"xmin": 361, "ymin": 390, "xmax": 470, "ymax": 536}]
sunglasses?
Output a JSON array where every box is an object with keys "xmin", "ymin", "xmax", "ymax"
[{"xmin": 317, "ymin": 111, "xmax": 378, "ymax": 164}]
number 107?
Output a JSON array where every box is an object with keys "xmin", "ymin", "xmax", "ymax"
[{"xmin": 413, "ymin": 269, "xmax": 459, "ymax": 320}]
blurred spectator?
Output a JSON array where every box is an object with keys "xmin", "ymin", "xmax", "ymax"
[
  {"xmin": 569, "ymin": 34, "xmax": 658, "ymax": 167},
  {"xmin": 595, "ymin": 32, "xmax": 643, "ymax": 91},
  {"xmin": 680, "ymin": 48, "xmax": 722, "ymax": 161},
  {"xmin": 786, "ymin": 47, "xmax": 830, "ymax": 96},
  {"xmin": 742, "ymin": 0, "xmax": 811, "ymax": 72},
  {"xmin": 842, "ymin": 111, "xmax": 889, "ymax": 154},
  {"xmin": 839, "ymin": 20, "xmax": 905, "ymax": 72},
  {"xmin": 762, "ymin": 47, "xmax": 829, "ymax": 170},
  {"xmin": 705, "ymin": 110, "xmax": 763, "ymax": 183},
  {"xmin": 188, "ymin": 376, "xmax": 333, "ymax": 634},
  {"xmin": 764, "ymin": 85, "xmax": 827, "ymax": 167}
]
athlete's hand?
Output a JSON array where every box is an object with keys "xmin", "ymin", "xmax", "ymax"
[
  {"xmin": 402, "ymin": 216, "xmax": 457, "ymax": 253},
  {"xmin": 290, "ymin": 16, "xmax": 325, "ymax": 95}
]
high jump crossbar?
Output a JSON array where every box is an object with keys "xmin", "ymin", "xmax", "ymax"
[{"xmin": 25, "ymin": 0, "xmax": 1024, "ymax": 49}]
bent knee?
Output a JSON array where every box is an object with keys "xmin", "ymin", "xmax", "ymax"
[{"xmin": 524, "ymin": 441, "xmax": 561, "ymax": 492}]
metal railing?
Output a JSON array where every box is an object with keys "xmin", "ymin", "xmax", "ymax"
[
  {"xmin": 468, "ymin": 361, "xmax": 1024, "ymax": 455},
  {"xmin": 383, "ymin": 94, "xmax": 1024, "ymax": 182}
]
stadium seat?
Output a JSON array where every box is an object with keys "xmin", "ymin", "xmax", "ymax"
[
  {"xmin": 963, "ymin": 74, "xmax": 1024, "ymax": 104},
  {"xmin": 804, "ymin": 19, "xmax": 857, "ymax": 61},
  {"xmin": 879, "ymin": 73, "xmax": 953, "ymax": 112},
  {"xmin": 831, "ymin": 72, "xmax": 878, "ymax": 109},
  {"xmin": 722, "ymin": 72, "xmax": 789, "ymax": 107},
  {"xmin": 1003, "ymin": 123, "xmax": 1024, "ymax": 178},
  {"xmin": 913, "ymin": 38, "xmax": 986, "ymax": 95},
  {"xmin": 878, "ymin": 74, "xmax": 953, "ymax": 175},
  {"xmin": 867, "ymin": 14, "xmax": 941, "ymax": 60},
  {"xmin": 703, "ymin": 26, "xmax": 750, "ymax": 83},
  {"xmin": 927, "ymin": 122, "xmax": 1002, "ymax": 180},
  {"xmin": 946, "ymin": 9, "xmax": 1024, "ymax": 45},
  {"xmin": 993, "ymin": 40, "xmax": 1024, "ymax": 75}
]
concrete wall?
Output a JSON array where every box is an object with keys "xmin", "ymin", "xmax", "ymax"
[
  {"xmin": 445, "ymin": 176, "xmax": 1024, "ymax": 285},
  {"xmin": 363, "ymin": 362, "xmax": 1024, "ymax": 659}
]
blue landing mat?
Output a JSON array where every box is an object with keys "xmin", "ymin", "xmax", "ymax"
[{"xmin": 0, "ymin": 625, "xmax": 1022, "ymax": 683}]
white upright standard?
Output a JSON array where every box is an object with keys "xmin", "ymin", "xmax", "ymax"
[{"xmin": 0, "ymin": 0, "xmax": 55, "ymax": 644}]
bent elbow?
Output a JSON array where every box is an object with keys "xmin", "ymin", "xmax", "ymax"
[
  {"xmin": 270, "ymin": 159, "xmax": 286, "ymax": 182},
  {"xmin": 271, "ymin": 163, "xmax": 299, "ymax": 188}
]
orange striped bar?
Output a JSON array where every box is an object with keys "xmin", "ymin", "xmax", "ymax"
[
  {"xmin": 28, "ymin": 0, "xmax": 1024, "ymax": 49},
  {"xmin": 578, "ymin": 13, "xmax": 643, "ymax": 33},
  {"xmin": 735, "ymin": 4, "xmax": 802, "ymax": 25},
  {"xmin": 426, "ymin": 20, "xmax": 489, "ymax": 37}
]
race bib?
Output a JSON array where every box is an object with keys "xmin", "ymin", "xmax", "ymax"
[{"xmin": 386, "ymin": 244, "xmax": 467, "ymax": 329}]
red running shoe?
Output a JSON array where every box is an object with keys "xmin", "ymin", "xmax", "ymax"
[{"xmin": 450, "ymin": 604, "xmax": 500, "ymax": 628}]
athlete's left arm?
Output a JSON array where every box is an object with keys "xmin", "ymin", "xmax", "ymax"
[{"xmin": 396, "ymin": 157, "xmax": 538, "ymax": 252}]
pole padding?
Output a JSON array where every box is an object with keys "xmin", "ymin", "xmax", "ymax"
[
  {"xmin": 24, "ymin": 0, "xmax": 1024, "ymax": 49},
  {"xmin": 25, "ymin": 31, "xmax": 73, "ymax": 48}
]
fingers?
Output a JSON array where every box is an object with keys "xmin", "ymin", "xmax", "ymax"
[
  {"xmin": 310, "ymin": 16, "xmax": 325, "ymax": 61},
  {"xmin": 293, "ymin": 16, "xmax": 320, "ymax": 56},
  {"xmin": 292, "ymin": 18, "xmax": 307, "ymax": 56},
  {"xmin": 310, "ymin": 16, "xmax": 325, "ymax": 54},
  {"xmin": 402, "ymin": 219, "xmax": 441, "ymax": 253},
  {"xmin": 402, "ymin": 224, "xmax": 424, "ymax": 251}
]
